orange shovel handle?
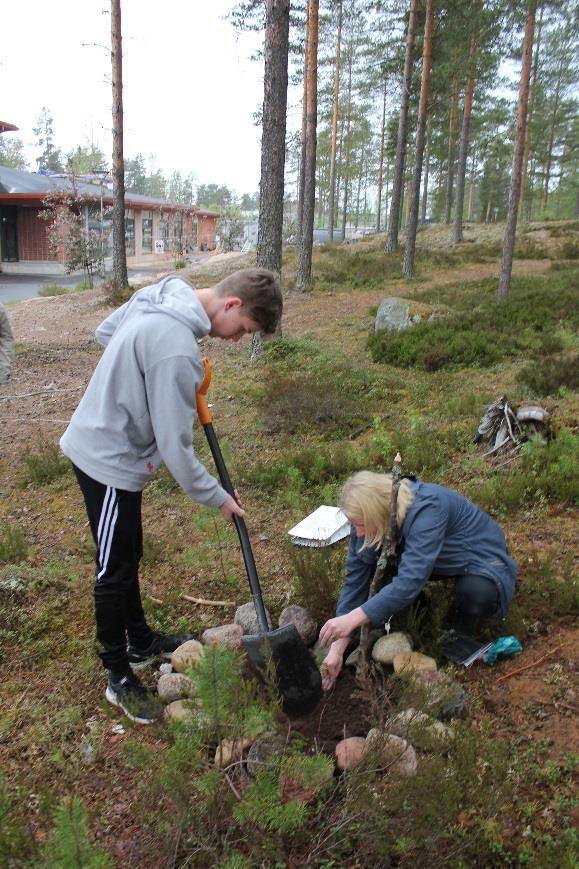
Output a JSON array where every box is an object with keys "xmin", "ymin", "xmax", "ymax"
[{"xmin": 196, "ymin": 357, "xmax": 213, "ymax": 425}]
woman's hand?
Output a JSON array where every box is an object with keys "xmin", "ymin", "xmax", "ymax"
[
  {"xmin": 321, "ymin": 647, "xmax": 345, "ymax": 692},
  {"xmin": 318, "ymin": 607, "xmax": 369, "ymax": 648}
]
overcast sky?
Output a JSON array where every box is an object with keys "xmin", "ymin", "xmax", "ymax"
[{"xmin": 1, "ymin": 0, "xmax": 266, "ymax": 195}]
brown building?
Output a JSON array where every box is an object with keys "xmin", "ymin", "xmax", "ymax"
[{"xmin": 0, "ymin": 165, "xmax": 219, "ymax": 274}]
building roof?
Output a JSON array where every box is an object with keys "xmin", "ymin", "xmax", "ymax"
[
  {"xmin": 0, "ymin": 121, "xmax": 18, "ymax": 134},
  {"xmin": 0, "ymin": 165, "xmax": 219, "ymax": 217}
]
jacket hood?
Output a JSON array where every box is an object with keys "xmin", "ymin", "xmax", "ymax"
[{"xmin": 123, "ymin": 275, "xmax": 211, "ymax": 336}]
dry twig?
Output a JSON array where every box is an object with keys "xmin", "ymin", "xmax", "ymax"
[
  {"xmin": 495, "ymin": 642, "xmax": 567, "ymax": 685},
  {"xmin": 180, "ymin": 593, "xmax": 236, "ymax": 607}
]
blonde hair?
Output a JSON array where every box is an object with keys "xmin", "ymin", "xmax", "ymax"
[{"xmin": 339, "ymin": 471, "xmax": 415, "ymax": 548}]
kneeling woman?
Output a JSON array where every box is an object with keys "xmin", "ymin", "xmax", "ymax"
[{"xmin": 318, "ymin": 471, "xmax": 517, "ymax": 691}]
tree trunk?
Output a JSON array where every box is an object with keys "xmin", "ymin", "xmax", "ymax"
[
  {"xmin": 296, "ymin": 0, "xmax": 319, "ymax": 291},
  {"xmin": 542, "ymin": 60, "xmax": 563, "ymax": 212},
  {"xmin": 328, "ymin": 0, "xmax": 342, "ymax": 243},
  {"xmin": 376, "ymin": 76, "xmax": 388, "ymax": 233},
  {"xmin": 252, "ymin": 0, "xmax": 290, "ymax": 357},
  {"xmin": 297, "ymin": 22, "xmax": 309, "ymax": 236},
  {"xmin": 340, "ymin": 49, "xmax": 353, "ymax": 242},
  {"xmin": 110, "ymin": 0, "xmax": 128, "ymax": 297},
  {"xmin": 420, "ymin": 111, "xmax": 432, "ymax": 225},
  {"xmin": 497, "ymin": 0, "xmax": 536, "ymax": 300},
  {"xmin": 521, "ymin": 3, "xmax": 543, "ymax": 221},
  {"xmin": 467, "ymin": 153, "xmax": 477, "ymax": 221},
  {"xmin": 385, "ymin": 0, "xmax": 419, "ymax": 253},
  {"xmin": 402, "ymin": 0, "xmax": 434, "ymax": 279},
  {"xmin": 452, "ymin": 1, "xmax": 481, "ymax": 245},
  {"xmin": 444, "ymin": 74, "xmax": 459, "ymax": 224}
]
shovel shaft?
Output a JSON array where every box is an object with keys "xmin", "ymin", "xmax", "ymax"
[{"xmin": 202, "ymin": 421, "xmax": 270, "ymax": 634}]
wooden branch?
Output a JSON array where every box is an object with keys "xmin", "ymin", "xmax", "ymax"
[
  {"xmin": 180, "ymin": 594, "xmax": 236, "ymax": 607},
  {"xmin": 495, "ymin": 642, "xmax": 567, "ymax": 685}
]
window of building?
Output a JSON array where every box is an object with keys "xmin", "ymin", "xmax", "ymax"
[
  {"xmin": 87, "ymin": 204, "xmax": 112, "ymax": 256},
  {"xmin": 159, "ymin": 217, "xmax": 168, "ymax": 240},
  {"xmin": 125, "ymin": 209, "xmax": 135, "ymax": 255},
  {"xmin": 142, "ymin": 210, "xmax": 153, "ymax": 253}
]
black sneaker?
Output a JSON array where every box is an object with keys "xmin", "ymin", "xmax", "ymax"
[
  {"xmin": 105, "ymin": 671, "xmax": 163, "ymax": 725},
  {"xmin": 127, "ymin": 632, "xmax": 195, "ymax": 670}
]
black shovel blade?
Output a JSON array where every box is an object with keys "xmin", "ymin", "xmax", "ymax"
[{"xmin": 241, "ymin": 623, "xmax": 322, "ymax": 718}]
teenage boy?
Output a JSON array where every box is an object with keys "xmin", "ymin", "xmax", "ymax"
[{"xmin": 61, "ymin": 269, "xmax": 282, "ymax": 723}]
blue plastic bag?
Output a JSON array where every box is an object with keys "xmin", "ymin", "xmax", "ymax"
[{"xmin": 485, "ymin": 636, "xmax": 523, "ymax": 664}]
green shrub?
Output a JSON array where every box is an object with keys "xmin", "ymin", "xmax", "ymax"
[
  {"xmin": 174, "ymin": 259, "xmax": 186, "ymax": 269},
  {"xmin": 469, "ymin": 429, "xmax": 579, "ymax": 513},
  {"xmin": 0, "ymin": 523, "xmax": 29, "ymax": 564},
  {"xmin": 41, "ymin": 796, "xmax": 112, "ymax": 868},
  {"xmin": 21, "ymin": 442, "xmax": 70, "ymax": 486},
  {"xmin": 248, "ymin": 441, "xmax": 368, "ymax": 494},
  {"xmin": 516, "ymin": 353, "xmax": 579, "ymax": 396},
  {"xmin": 258, "ymin": 339, "xmax": 394, "ymax": 436},
  {"xmin": 37, "ymin": 283, "xmax": 68, "ymax": 297},
  {"xmin": 290, "ymin": 545, "xmax": 344, "ymax": 622},
  {"xmin": 369, "ymin": 269, "xmax": 579, "ymax": 370}
]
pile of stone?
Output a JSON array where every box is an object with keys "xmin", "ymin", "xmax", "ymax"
[
  {"xmin": 157, "ymin": 613, "xmax": 467, "ymax": 788},
  {"xmin": 157, "ymin": 602, "xmax": 317, "ymax": 724}
]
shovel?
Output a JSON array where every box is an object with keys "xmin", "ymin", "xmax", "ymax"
[{"xmin": 195, "ymin": 357, "xmax": 322, "ymax": 718}]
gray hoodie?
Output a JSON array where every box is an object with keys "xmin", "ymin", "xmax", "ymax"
[{"xmin": 60, "ymin": 276, "xmax": 228, "ymax": 507}]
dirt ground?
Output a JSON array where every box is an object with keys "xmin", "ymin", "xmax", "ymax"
[{"xmin": 0, "ymin": 251, "xmax": 576, "ymax": 864}]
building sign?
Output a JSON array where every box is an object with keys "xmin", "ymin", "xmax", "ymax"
[{"xmin": 154, "ymin": 239, "xmax": 164, "ymax": 253}]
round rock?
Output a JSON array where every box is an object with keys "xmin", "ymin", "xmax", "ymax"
[
  {"xmin": 278, "ymin": 605, "xmax": 317, "ymax": 646},
  {"xmin": 214, "ymin": 737, "xmax": 253, "ymax": 768},
  {"xmin": 386, "ymin": 708, "xmax": 454, "ymax": 752},
  {"xmin": 366, "ymin": 729, "xmax": 418, "ymax": 777},
  {"xmin": 246, "ymin": 734, "xmax": 287, "ymax": 777},
  {"xmin": 171, "ymin": 639, "xmax": 204, "ymax": 672},
  {"xmin": 157, "ymin": 673, "xmax": 196, "ymax": 705},
  {"xmin": 372, "ymin": 632, "xmax": 412, "ymax": 665},
  {"xmin": 163, "ymin": 699, "xmax": 197, "ymax": 723},
  {"xmin": 335, "ymin": 736, "xmax": 367, "ymax": 771},
  {"xmin": 201, "ymin": 623, "xmax": 243, "ymax": 650},
  {"xmin": 393, "ymin": 651, "xmax": 437, "ymax": 675},
  {"xmin": 234, "ymin": 602, "xmax": 273, "ymax": 635}
]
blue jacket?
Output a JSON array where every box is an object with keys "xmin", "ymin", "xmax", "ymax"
[{"xmin": 336, "ymin": 481, "xmax": 517, "ymax": 626}]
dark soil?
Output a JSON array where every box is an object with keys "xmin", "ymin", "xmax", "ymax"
[{"xmin": 291, "ymin": 669, "xmax": 373, "ymax": 754}]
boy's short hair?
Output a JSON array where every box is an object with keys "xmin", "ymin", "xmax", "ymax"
[{"xmin": 214, "ymin": 268, "xmax": 283, "ymax": 334}]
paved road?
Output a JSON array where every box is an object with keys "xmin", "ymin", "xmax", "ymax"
[
  {"xmin": 0, "ymin": 273, "xmax": 86, "ymax": 304},
  {"xmin": 0, "ymin": 264, "xmax": 172, "ymax": 305}
]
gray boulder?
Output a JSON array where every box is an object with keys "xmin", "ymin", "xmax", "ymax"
[
  {"xmin": 278, "ymin": 605, "xmax": 317, "ymax": 646},
  {"xmin": 201, "ymin": 623, "xmax": 243, "ymax": 649},
  {"xmin": 374, "ymin": 297, "xmax": 414, "ymax": 333},
  {"xmin": 372, "ymin": 632, "xmax": 412, "ymax": 665},
  {"xmin": 234, "ymin": 602, "xmax": 272, "ymax": 635}
]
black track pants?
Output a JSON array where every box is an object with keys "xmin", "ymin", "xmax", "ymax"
[
  {"xmin": 73, "ymin": 464, "xmax": 154, "ymax": 672},
  {"xmin": 453, "ymin": 573, "xmax": 500, "ymax": 636}
]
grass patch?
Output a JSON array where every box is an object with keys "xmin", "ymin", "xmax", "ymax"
[{"xmin": 257, "ymin": 336, "xmax": 399, "ymax": 437}]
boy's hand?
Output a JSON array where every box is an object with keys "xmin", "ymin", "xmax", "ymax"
[{"xmin": 219, "ymin": 494, "xmax": 245, "ymax": 522}]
